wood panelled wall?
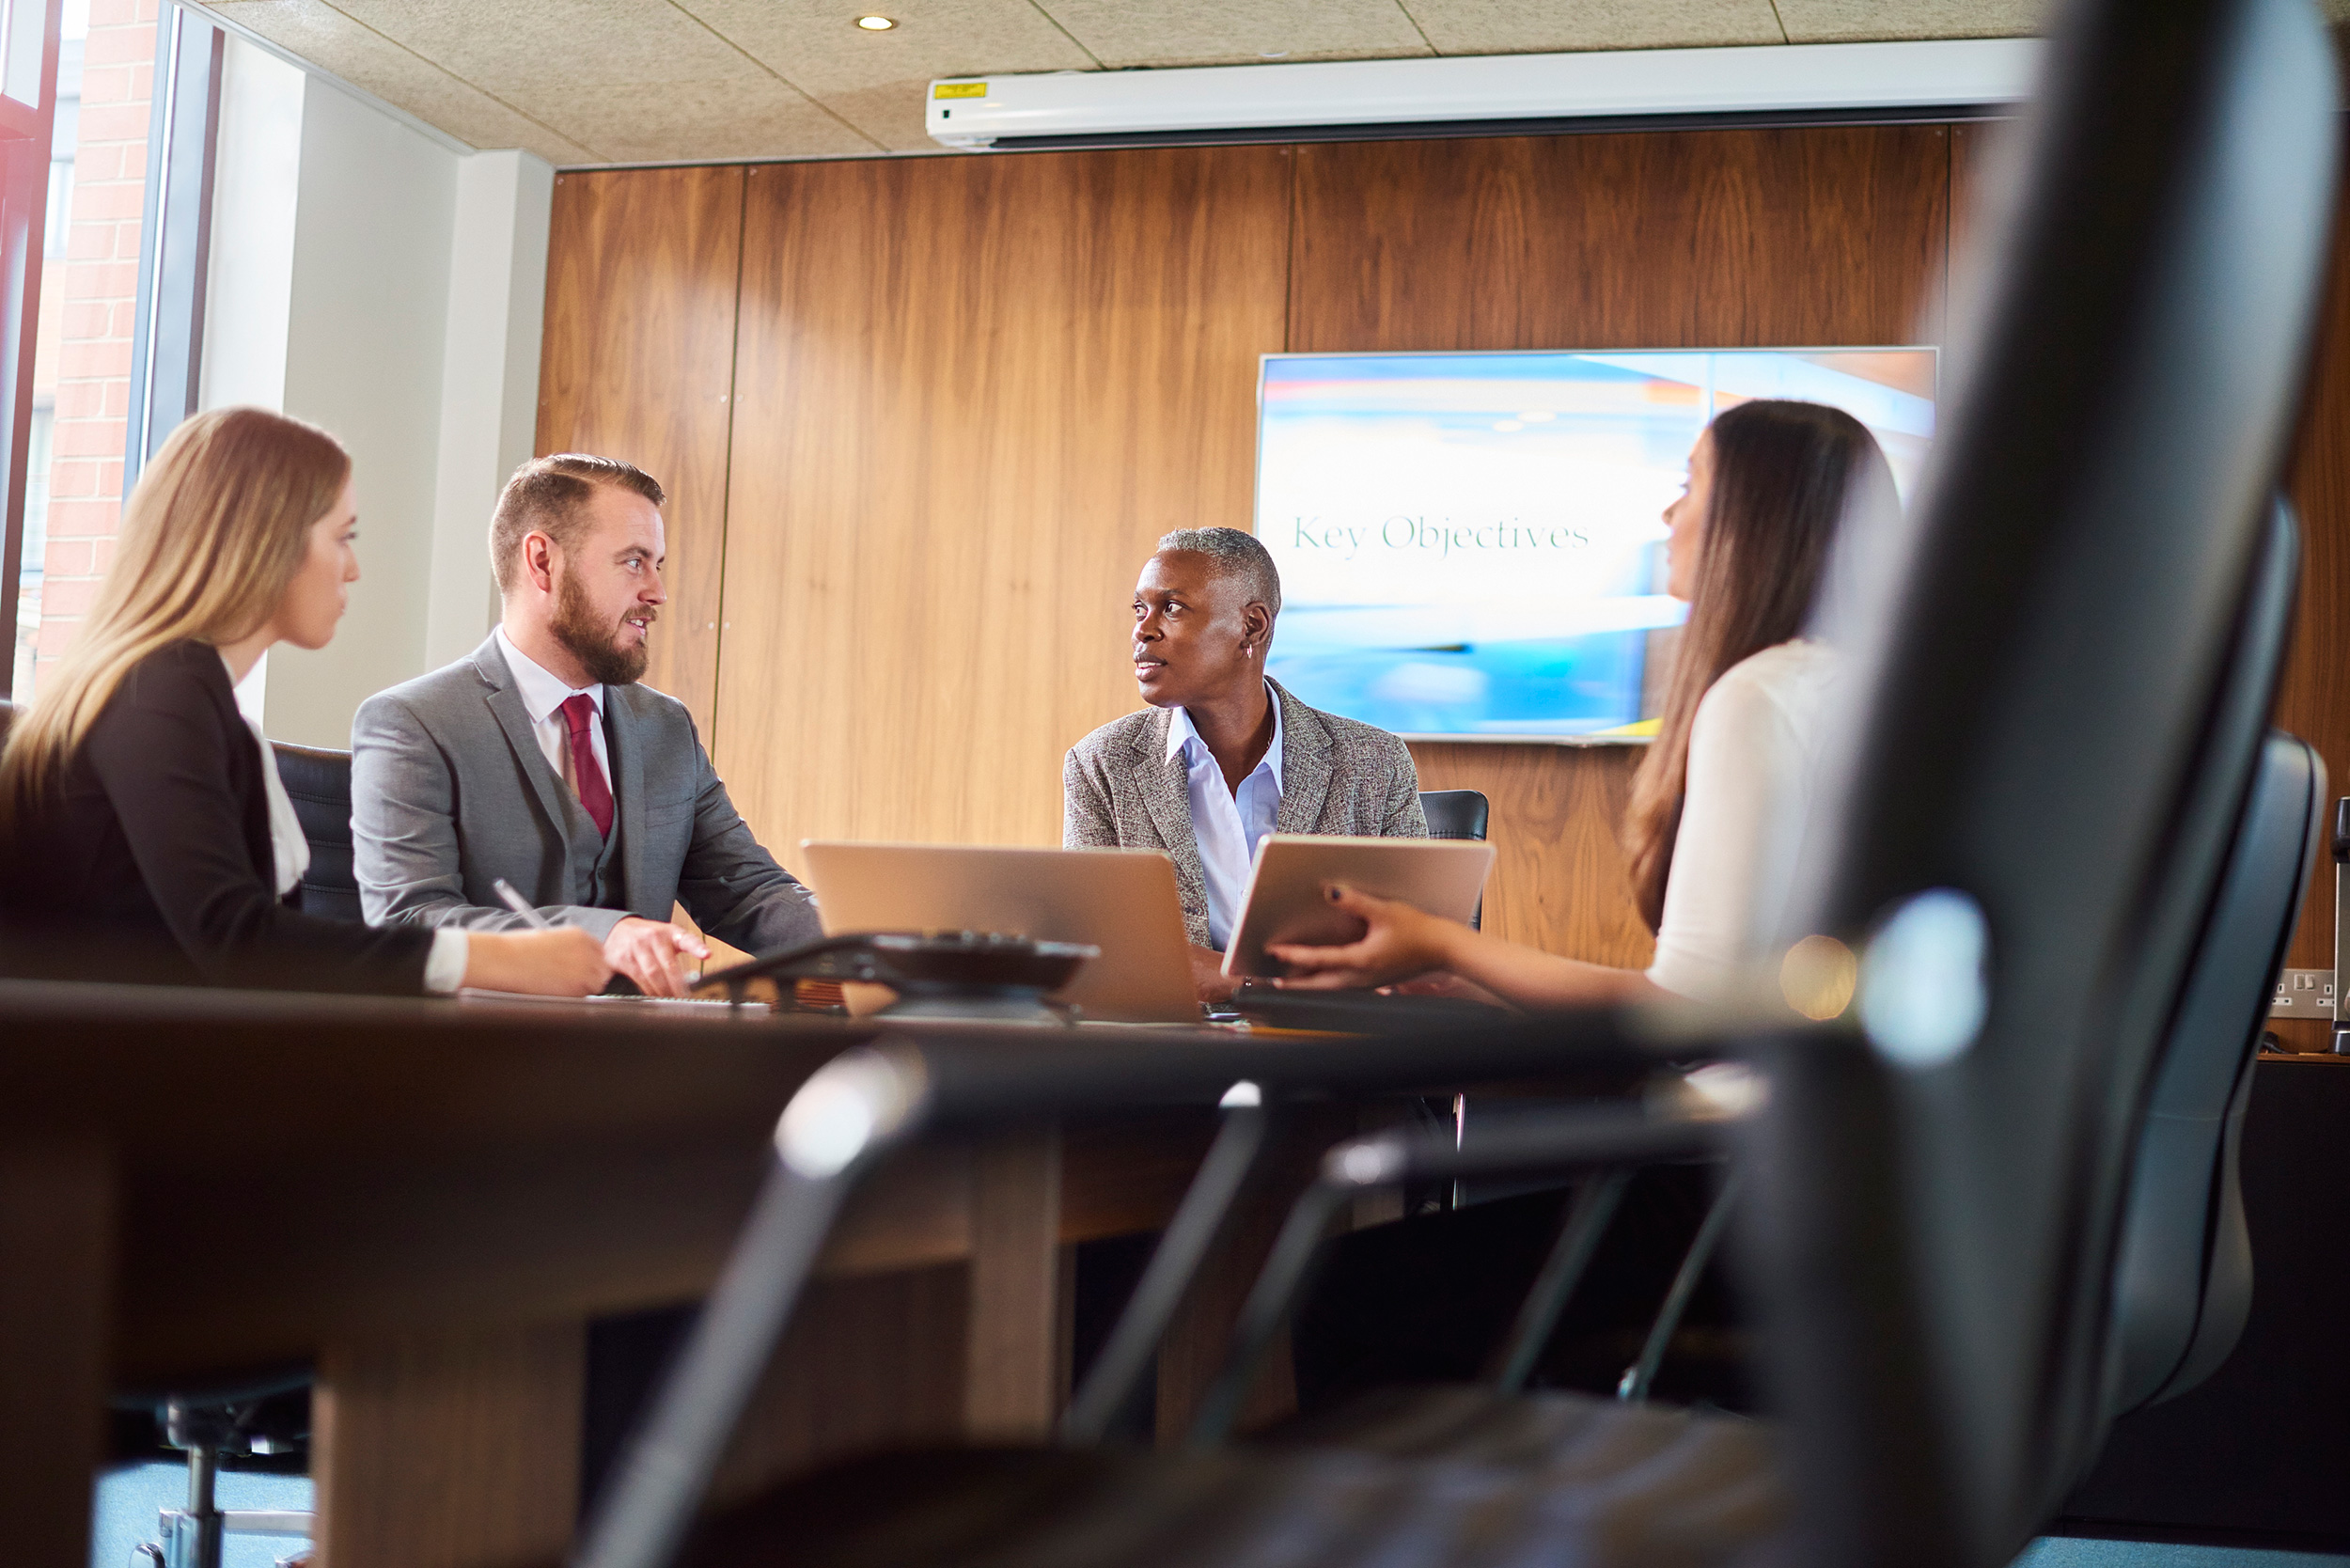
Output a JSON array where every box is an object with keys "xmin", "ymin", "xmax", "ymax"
[
  {"xmin": 1288, "ymin": 129, "xmax": 1948, "ymax": 963},
  {"xmin": 539, "ymin": 123, "xmax": 2348, "ymax": 976},
  {"xmin": 716, "ymin": 150, "xmax": 1292, "ymax": 859},
  {"xmin": 2267, "ymin": 191, "xmax": 2350, "ymax": 1051},
  {"xmin": 540, "ymin": 166, "xmax": 748, "ymax": 730}
]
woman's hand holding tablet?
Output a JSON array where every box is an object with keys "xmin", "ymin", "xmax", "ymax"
[{"xmin": 1221, "ymin": 834, "xmax": 1493, "ymax": 981}]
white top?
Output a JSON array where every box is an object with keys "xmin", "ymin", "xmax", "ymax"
[
  {"xmin": 221, "ymin": 652, "xmax": 466, "ymax": 993},
  {"xmin": 1647, "ymin": 638, "xmax": 1840, "ymax": 1003},
  {"xmin": 495, "ymin": 626, "xmax": 611, "ymax": 785},
  {"xmin": 1167, "ymin": 685, "xmax": 1284, "ymax": 951}
]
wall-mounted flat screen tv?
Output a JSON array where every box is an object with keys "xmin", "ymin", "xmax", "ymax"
[{"xmin": 1254, "ymin": 348, "xmax": 1937, "ymax": 743}]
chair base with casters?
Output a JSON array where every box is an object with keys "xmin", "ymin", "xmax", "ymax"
[{"xmin": 124, "ymin": 1379, "xmax": 314, "ymax": 1568}]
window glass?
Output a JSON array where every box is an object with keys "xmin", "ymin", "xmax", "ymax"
[{"xmin": 8, "ymin": 0, "xmax": 87, "ymax": 699}]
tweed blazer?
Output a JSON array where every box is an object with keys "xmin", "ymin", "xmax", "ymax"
[{"xmin": 1062, "ymin": 679, "xmax": 1427, "ymax": 948}]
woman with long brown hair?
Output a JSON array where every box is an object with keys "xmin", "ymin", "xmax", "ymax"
[
  {"xmin": 0, "ymin": 407, "xmax": 609, "ymax": 996},
  {"xmin": 1270, "ymin": 398, "xmax": 1898, "ymax": 1005}
]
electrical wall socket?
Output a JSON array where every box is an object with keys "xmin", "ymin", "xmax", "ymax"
[{"xmin": 2270, "ymin": 967, "xmax": 2336, "ymax": 1018}]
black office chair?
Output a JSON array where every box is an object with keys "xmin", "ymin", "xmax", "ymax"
[
  {"xmin": 1238, "ymin": 723, "xmax": 2326, "ymax": 1445},
  {"xmin": 556, "ymin": 0, "xmax": 2341, "ymax": 1560},
  {"xmin": 270, "ymin": 742, "xmax": 361, "ymax": 920},
  {"xmin": 1418, "ymin": 789, "xmax": 1488, "ymax": 932},
  {"xmin": 1617, "ymin": 499, "xmax": 2320, "ymax": 1418},
  {"xmin": 1417, "ymin": 790, "xmax": 1488, "ymax": 843},
  {"xmin": 2107, "ymin": 729, "xmax": 2324, "ymax": 1413}
]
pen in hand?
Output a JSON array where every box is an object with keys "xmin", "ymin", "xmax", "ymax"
[{"xmin": 492, "ymin": 878, "xmax": 557, "ymax": 931}]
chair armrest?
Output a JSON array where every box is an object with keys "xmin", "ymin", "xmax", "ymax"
[
  {"xmin": 1184, "ymin": 1105, "xmax": 1739, "ymax": 1448},
  {"xmin": 578, "ymin": 1010, "xmax": 1794, "ymax": 1568}
]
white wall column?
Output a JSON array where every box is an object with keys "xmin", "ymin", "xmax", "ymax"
[
  {"xmin": 201, "ymin": 39, "xmax": 553, "ymax": 748},
  {"xmin": 426, "ymin": 149, "xmax": 552, "ymax": 672}
]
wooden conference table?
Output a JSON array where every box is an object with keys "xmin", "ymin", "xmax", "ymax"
[{"xmin": 0, "ymin": 979, "xmax": 1345, "ymax": 1568}]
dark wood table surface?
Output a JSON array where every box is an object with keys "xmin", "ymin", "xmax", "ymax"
[{"xmin": 0, "ymin": 980, "xmax": 1314, "ymax": 1568}]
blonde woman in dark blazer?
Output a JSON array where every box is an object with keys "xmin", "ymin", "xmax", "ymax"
[{"xmin": 0, "ymin": 408, "xmax": 608, "ymax": 996}]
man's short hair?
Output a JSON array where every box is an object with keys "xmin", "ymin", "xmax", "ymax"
[
  {"xmin": 1156, "ymin": 526, "xmax": 1281, "ymax": 618},
  {"xmin": 490, "ymin": 454, "xmax": 667, "ymax": 593}
]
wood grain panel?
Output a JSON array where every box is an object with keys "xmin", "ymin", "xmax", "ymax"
[
  {"xmin": 539, "ymin": 166, "xmax": 746, "ymax": 736},
  {"xmin": 965, "ymin": 1128, "xmax": 1065, "ymax": 1438},
  {"xmin": 714, "ymin": 148, "xmax": 1293, "ymax": 862},
  {"xmin": 1288, "ymin": 128, "xmax": 1948, "ymax": 354},
  {"xmin": 314, "ymin": 1323, "xmax": 586, "ymax": 1568},
  {"xmin": 707, "ymin": 1265, "xmax": 968, "ymax": 1508},
  {"xmin": 2266, "ymin": 190, "xmax": 2350, "ymax": 1054},
  {"xmin": 1292, "ymin": 128, "xmax": 1951, "ymax": 963},
  {"xmin": 1948, "ymin": 120, "xmax": 2000, "ymax": 280},
  {"xmin": 1409, "ymin": 743, "xmax": 1654, "ymax": 967},
  {"xmin": 0, "ymin": 1141, "xmax": 110, "ymax": 1568}
]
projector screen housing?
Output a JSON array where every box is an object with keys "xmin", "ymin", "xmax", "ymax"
[{"xmin": 927, "ymin": 39, "xmax": 2039, "ymax": 149}]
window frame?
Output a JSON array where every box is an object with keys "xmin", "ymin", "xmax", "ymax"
[{"xmin": 0, "ymin": 0, "xmax": 63, "ymax": 701}]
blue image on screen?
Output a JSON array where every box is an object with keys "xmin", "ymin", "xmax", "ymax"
[{"xmin": 1253, "ymin": 348, "xmax": 1935, "ymax": 740}]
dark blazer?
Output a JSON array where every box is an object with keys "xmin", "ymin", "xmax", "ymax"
[
  {"xmin": 0, "ymin": 639, "xmax": 432, "ymax": 992},
  {"xmin": 350, "ymin": 634, "xmax": 820, "ymax": 952},
  {"xmin": 1062, "ymin": 678, "xmax": 1429, "ymax": 948}
]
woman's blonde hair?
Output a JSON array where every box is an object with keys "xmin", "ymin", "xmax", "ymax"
[
  {"xmin": 0, "ymin": 407, "xmax": 350, "ymax": 812},
  {"xmin": 1622, "ymin": 399, "xmax": 1897, "ymax": 932}
]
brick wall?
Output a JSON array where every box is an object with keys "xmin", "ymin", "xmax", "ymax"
[{"xmin": 33, "ymin": 0, "xmax": 154, "ymax": 680}]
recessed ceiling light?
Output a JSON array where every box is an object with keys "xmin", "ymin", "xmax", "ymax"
[{"xmin": 856, "ymin": 14, "xmax": 895, "ymax": 28}]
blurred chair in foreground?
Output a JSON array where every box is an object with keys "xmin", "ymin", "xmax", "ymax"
[{"xmin": 581, "ymin": 0, "xmax": 2350, "ymax": 1559}]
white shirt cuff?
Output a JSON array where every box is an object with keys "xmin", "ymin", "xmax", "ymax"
[{"xmin": 423, "ymin": 927, "xmax": 470, "ymax": 994}]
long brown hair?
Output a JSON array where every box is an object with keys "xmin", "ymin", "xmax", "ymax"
[
  {"xmin": 1623, "ymin": 399, "xmax": 1897, "ymax": 931},
  {"xmin": 0, "ymin": 407, "xmax": 351, "ymax": 814}
]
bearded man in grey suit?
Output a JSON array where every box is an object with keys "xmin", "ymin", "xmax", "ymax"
[
  {"xmin": 1064, "ymin": 527, "xmax": 1426, "ymax": 1002},
  {"xmin": 352, "ymin": 454, "xmax": 820, "ymax": 996}
]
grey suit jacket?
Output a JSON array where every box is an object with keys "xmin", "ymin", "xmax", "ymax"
[
  {"xmin": 352, "ymin": 635, "xmax": 821, "ymax": 952},
  {"xmin": 1062, "ymin": 679, "xmax": 1428, "ymax": 947}
]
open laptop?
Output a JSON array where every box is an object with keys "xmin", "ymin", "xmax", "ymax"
[{"xmin": 797, "ymin": 843, "xmax": 1200, "ymax": 1024}]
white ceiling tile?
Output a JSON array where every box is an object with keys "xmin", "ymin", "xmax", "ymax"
[
  {"xmin": 678, "ymin": 0, "xmax": 1095, "ymax": 150},
  {"xmin": 210, "ymin": 0, "xmax": 597, "ymax": 161},
  {"xmin": 1403, "ymin": 0, "xmax": 1785, "ymax": 54},
  {"xmin": 798, "ymin": 76, "xmax": 979, "ymax": 150},
  {"xmin": 1039, "ymin": 0, "xmax": 1433, "ymax": 69},
  {"xmin": 501, "ymin": 75, "xmax": 880, "ymax": 162},
  {"xmin": 324, "ymin": 0, "xmax": 776, "ymax": 91},
  {"xmin": 1773, "ymin": 0, "xmax": 2044, "ymax": 42},
  {"xmin": 314, "ymin": 0, "xmax": 884, "ymax": 159}
]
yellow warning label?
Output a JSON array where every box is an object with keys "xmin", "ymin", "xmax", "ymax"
[{"xmin": 932, "ymin": 82, "xmax": 987, "ymax": 100}]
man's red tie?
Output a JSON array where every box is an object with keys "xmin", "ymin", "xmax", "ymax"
[{"xmin": 559, "ymin": 693, "xmax": 614, "ymax": 839}]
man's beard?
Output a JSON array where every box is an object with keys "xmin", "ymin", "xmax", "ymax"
[{"xmin": 553, "ymin": 566, "xmax": 651, "ymax": 686}]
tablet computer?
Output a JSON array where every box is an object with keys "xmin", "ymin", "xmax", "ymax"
[{"xmin": 1221, "ymin": 834, "xmax": 1496, "ymax": 979}]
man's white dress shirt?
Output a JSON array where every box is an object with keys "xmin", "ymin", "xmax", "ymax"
[
  {"xmin": 495, "ymin": 626, "xmax": 611, "ymax": 788},
  {"xmin": 1167, "ymin": 685, "xmax": 1283, "ymax": 951}
]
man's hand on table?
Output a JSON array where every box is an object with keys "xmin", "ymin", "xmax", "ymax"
[
  {"xmin": 1189, "ymin": 943, "xmax": 1240, "ymax": 1006},
  {"xmin": 604, "ymin": 917, "xmax": 713, "ymax": 997}
]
